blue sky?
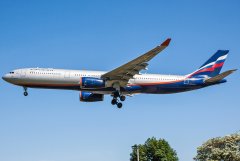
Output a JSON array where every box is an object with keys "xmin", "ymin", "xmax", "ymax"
[{"xmin": 0, "ymin": 0, "xmax": 239, "ymax": 161}]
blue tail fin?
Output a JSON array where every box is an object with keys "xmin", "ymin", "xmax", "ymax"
[{"xmin": 188, "ymin": 50, "xmax": 229, "ymax": 78}]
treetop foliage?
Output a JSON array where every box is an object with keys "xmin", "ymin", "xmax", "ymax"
[
  {"xmin": 194, "ymin": 132, "xmax": 240, "ymax": 161},
  {"xmin": 130, "ymin": 137, "xmax": 178, "ymax": 161}
]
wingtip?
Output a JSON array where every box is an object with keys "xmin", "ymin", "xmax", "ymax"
[{"xmin": 161, "ymin": 38, "xmax": 171, "ymax": 46}]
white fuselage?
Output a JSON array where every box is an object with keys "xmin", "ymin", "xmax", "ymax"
[{"xmin": 3, "ymin": 68, "xmax": 186, "ymax": 94}]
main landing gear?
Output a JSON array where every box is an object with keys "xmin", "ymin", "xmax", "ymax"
[
  {"xmin": 110, "ymin": 82, "xmax": 126, "ymax": 109},
  {"xmin": 111, "ymin": 91, "xmax": 126, "ymax": 109},
  {"xmin": 23, "ymin": 87, "xmax": 28, "ymax": 96}
]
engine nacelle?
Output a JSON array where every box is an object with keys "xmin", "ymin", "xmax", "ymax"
[
  {"xmin": 80, "ymin": 77, "xmax": 105, "ymax": 89},
  {"xmin": 79, "ymin": 91, "xmax": 104, "ymax": 102}
]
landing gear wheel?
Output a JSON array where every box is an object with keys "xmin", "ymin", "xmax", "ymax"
[
  {"xmin": 111, "ymin": 99, "xmax": 117, "ymax": 105},
  {"xmin": 24, "ymin": 92, "xmax": 28, "ymax": 96},
  {"xmin": 120, "ymin": 95, "xmax": 126, "ymax": 101},
  {"xmin": 23, "ymin": 87, "xmax": 28, "ymax": 96},
  {"xmin": 113, "ymin": 91, "xmax": 120, "ymax": 98},
  {"xmin": 117, "ymin": 102, "xmax": 123, "ymax": 109}
]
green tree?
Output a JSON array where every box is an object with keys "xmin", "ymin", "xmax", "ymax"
[
  {"xmin": 130, "ymin": 137, "xmax": 178, "ymax": 161},
  {"xmin": 194, "ymin": 132, "xmax": 240, "ymax": 161}
]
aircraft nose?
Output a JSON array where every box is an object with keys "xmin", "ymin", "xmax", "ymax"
[
  {"xmin": 2, "ymin": 74, "xmax": 9, "ymax": 82},
  {"xmin": 2, "ymin": 75, "xmax": 6, "ymax": 81}
]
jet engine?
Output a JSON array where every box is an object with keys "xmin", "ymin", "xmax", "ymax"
[
  {"xmin": 80, "ymin": 77, "xmax": 105, "ymax": 89},
  {"xmin": 79, "ymin": 91, "xmax": 104, "ymax": 102}
]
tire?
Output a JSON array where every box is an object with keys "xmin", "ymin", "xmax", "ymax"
[
  {"xmin": 120, "ymin": 95, "xmax": 126, "ymax": 101},
  {"xmin": 24, "ymin": 92, "xmax": 28, "ymax": 96},
  {"xmin": 117, "ymin": 102, "xmax": 123, "ymax": 108},
  {"xmin": 111, "ymin": 99, "xmax": 117, "ymax": 105}
]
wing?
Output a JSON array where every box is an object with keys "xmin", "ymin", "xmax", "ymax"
[{"xmin": 101, "ymin": 38, "xmax": 171, "ymax": 85}]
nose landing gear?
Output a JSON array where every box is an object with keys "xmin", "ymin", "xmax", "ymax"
[{"xmin": 23, "ymin": 87, "xmax": 28, "ymax": 96}]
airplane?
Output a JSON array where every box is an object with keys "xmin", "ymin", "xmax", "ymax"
[{"xmin": 2, "ymin": 38, "xmax": 237, "ymax": 108}]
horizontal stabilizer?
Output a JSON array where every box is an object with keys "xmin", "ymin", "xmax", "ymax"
[{"xmin": 205, "ymin": 69, "xmax": 237, "ymax": 83}]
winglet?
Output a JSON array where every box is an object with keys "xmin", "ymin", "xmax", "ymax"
[{"xmin": 161, "ymin": 38, "xmax": 171, "ymax": 46}]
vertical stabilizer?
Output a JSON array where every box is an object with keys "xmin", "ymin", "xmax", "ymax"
[{"xmin": 187, "ymin": 50, "xmax": 229, "ymax": 78}]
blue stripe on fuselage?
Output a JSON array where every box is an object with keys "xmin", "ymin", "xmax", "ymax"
[{"xmin": 124, "ymin": 80, "xmax": 205, "ymax": 94}]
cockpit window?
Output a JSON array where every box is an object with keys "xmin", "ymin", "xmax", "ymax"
[{"xmin": 9, "ymin": 72, "xmax": 14, "ymax": 74}]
